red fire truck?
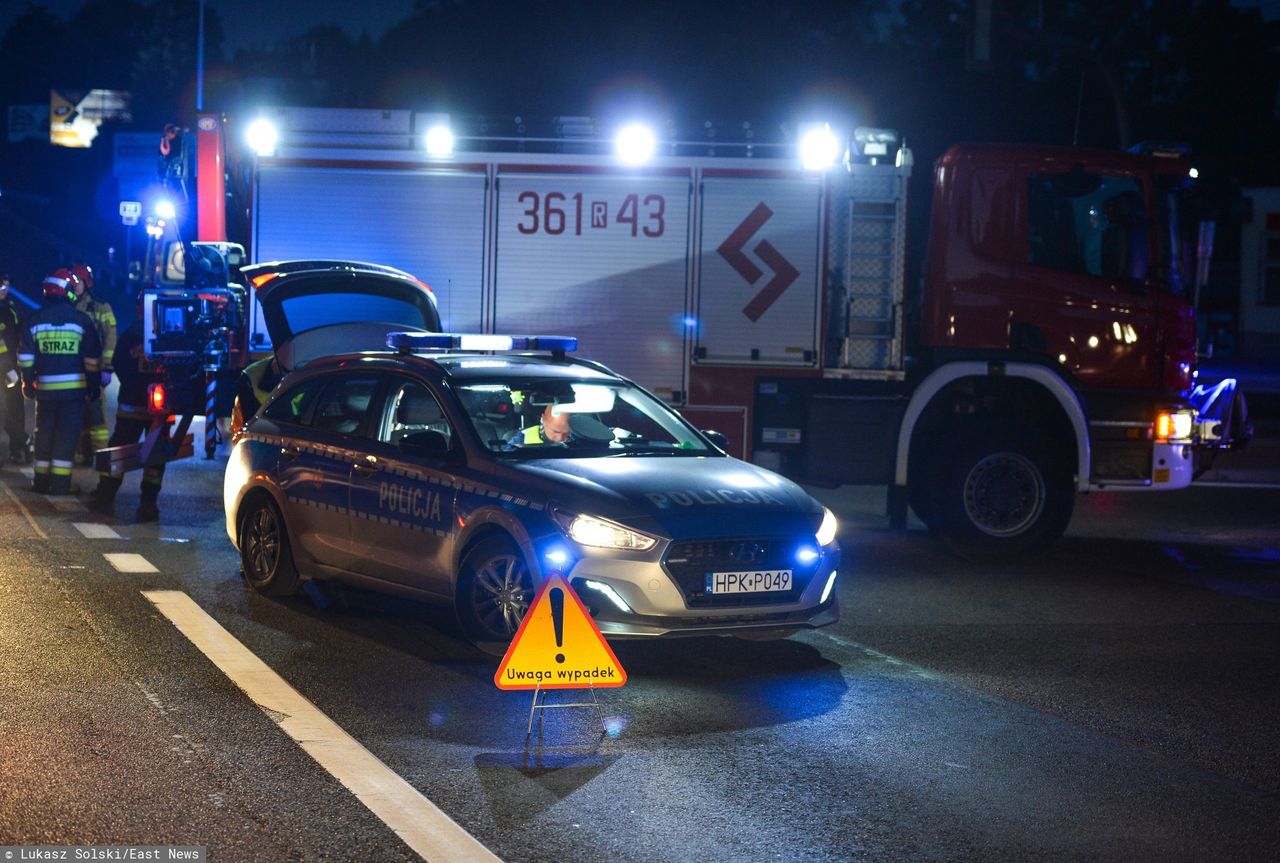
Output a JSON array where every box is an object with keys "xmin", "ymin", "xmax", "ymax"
[{"xmin": 178, "ymin": 107, "xmax": 1248, "ymax": 559}]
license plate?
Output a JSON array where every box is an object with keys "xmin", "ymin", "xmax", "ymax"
[{"xmin": 706, "ymin": 569, "xmax": 793, "ymax": 594}]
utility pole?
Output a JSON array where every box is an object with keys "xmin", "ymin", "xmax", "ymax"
[{"xmin": 196, "ymin": 0, "xmax": 205, "ymax": 111}]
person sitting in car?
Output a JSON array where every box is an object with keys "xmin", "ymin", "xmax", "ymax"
[{"xmin": 505, "ymin": 404, "xmax": 573, "ymax": 448}]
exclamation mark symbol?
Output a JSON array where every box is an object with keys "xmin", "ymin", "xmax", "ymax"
[{"xmin": 550, "ymin": 587, "xmax": 565, "ymax": 664}]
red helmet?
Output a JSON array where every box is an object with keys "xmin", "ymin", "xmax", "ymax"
[
  {"xmin": 42, "ymin": 268, "xmax": 80, "ymax": 297},
  {"xmin": 71, "ymin": 262, "xmax": 94, "ymax": 292}
]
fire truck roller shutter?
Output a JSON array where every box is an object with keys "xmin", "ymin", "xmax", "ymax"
[
  {"xmin": 492, "ymin": 172, "xmax": 692, "ymax": 402},
  {"xmin": 250, "ymin": 166, "xmax": 487, "ymax": 348},
  {"xmin": 695, "ymin": 176, "xmax": 823, "ymax": 366}
]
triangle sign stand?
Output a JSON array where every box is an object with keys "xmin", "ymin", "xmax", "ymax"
[{"xmin": 494, "ymin": 573, "xmax": 627, "ymax": 734}]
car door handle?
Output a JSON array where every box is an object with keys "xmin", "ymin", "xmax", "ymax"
[
  {"xmin": 353, "ymin": 455, "xmax": 378, "ymax": 475},
  {"xmin": 281, "ymin": 444, "xmax": 299, "ymax": 460}
]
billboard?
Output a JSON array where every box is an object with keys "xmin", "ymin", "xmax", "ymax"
[{"xmin": 50, "ymin": 89, "xmax": 132, "ymax": 148}]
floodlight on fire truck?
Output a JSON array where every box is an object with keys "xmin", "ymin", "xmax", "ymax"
[
  {"xmin": 424, "ymin": 124, "xmax": 454, "ymax": 156},
  {"xmin": 798, "ymin": 123, "xmax": 841, "ymax": 171},
  {"xmin": 852, "ymin": 127, "xmax": 899, "ymax": 162},
  {"xmin": 246, "ymin": 118, "xmax": 279, "ymax": 157},
  {"xmin": 615, "ymin": 123, "xmax": 657, "ymax": 166}
]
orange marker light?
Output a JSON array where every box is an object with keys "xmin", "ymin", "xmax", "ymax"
[
  {"xmin": 148, "ymin": 383, "xmax": 167, "ymax": 413},
  {"xmin": 1154, "ymin": 411, "xmax": 1172, "ymax": 443}
]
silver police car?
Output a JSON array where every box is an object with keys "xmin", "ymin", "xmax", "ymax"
[{"xmin": 224, "ymin": 333, "xmax": 841, "ymax": 643}]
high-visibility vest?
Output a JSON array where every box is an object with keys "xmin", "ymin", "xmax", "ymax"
[{"xmin": 74, "ymin": 294, "xmax": 117, "ymax": 371}]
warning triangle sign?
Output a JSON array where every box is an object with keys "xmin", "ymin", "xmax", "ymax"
[{"xmin": 494, "ymin": 574, "xmax": 626, "ymax": 690}]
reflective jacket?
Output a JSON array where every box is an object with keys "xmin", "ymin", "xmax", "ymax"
[
  {"xmin": 236, "ymin": 356, "xmax": 282, "ymax": 419},
  {"xmin": 0, "ymin": 297, "xmax": 19, "ymax": 377},
  {"xmin": 74, "ymin": 293, "xmax": 117, "ymax": 372},
  {"xmin": 18, "ymin": 298, "xmax": 103, "ymax": 400}
]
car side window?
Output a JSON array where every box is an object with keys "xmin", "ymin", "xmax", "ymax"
[
  {"xmin": 261, "ymin": 377, "xmax": 326, "ymax": 425},
  {"xmin": 311, "ymin": 375, "xmax": 381, "ymax": 436},
  {"xmin": 379, "ymin": 380, "xmax": 452, "ymax": 448}
]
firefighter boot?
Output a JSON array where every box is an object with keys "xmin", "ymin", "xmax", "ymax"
[
  {"xmin": 48, "ymin": 475, "xmax": 81, "ymax": 496},
  {"xmin": 135, "ymin": 480, "xmax": 161, "ymax": 523},
  {"xmin": 88, "ymin": 475, "xmax": 122, "ymax": 514},
  {"xmin": 30, "ymin": 473, "xmax": 50, "ymax": 494}
]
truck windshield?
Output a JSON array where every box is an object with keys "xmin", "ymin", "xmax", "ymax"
[
  {"xmin": 456, "ymin": 378, "xmax": 713, "ymax": 457},
  {"xmin": 1028, "ymin": 171, "xmax": 1148, "ymax": 282}
]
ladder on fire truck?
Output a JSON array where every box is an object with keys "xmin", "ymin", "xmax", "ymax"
[{"xmin": 831, "ymin": 163, "xmax": 910, "ymax": 380}]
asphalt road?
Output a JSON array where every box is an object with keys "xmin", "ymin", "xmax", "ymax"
[{"xmin": 1, "ymin": 434, "xmax": 1278, "ymax": 862}]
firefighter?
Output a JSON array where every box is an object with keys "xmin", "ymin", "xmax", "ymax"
[
  {"xmin": 17, "ymin": 269, "xmax": 103, "ymax": 494},
  {"xmin": 0, "ymin": 273, "xmax": 31, "ymax": 465},
  {"xmin": 232, "ymin": 354, "xmax": 282, "ymax": 434},
  {"xmin": 88, "ymin": 316, "xmax": 164, "ymax": 521},
  {"xmin": 70, "ymin": 262, "xmax": 116, "ymax": 464}
]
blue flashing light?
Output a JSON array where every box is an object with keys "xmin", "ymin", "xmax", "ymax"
[
  {"xmin": 386, "ymin": 332, "xmax": 578, "ymax": 354},
  {"xmin": 545, "ymin": 547, "xmax": 570, "ymax": 568},
  {"xmin": 796, "ymin": 546, "xmax": 821, "ymax": 565},
  {"xmin": 515, "ymin": 335, "xmax": 578, "ymax": 352}
]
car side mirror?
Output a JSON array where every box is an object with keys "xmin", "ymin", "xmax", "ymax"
[
  {"xmin": 399, "ymin": 430, "xmax": 457, "ymax": 460},
  {"xmin": 702, "ymin": 429, "xmax": 730, "ymax": 451}
]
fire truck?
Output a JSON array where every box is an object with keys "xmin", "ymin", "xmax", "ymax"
[{"xmin": 177, "ymin": 107, "xmax": 1249, "ymax": 559}]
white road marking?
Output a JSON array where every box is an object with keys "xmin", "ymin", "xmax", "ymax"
[
  {"xmin": 142, "ymin": 590, "xmax": 500, "ymax": 863},
  {"xmin": 74, "ymin": 522, "xmax": 122, "ymax": 539},
  {"xmin": 104, "ymin": 553, "xmax": 158, "ymax": 573},
  {"xmin": 0, "ymin": 481, "xmax": 48, "ymax": 539}
]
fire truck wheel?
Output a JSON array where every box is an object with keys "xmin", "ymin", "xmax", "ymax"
[
  {"xmin": 457, "ymin": 535, "xmax": 534, "ymax": 644},
  {"xmin": 240, "ymin": 496, "xmax": 301, "ymax": 596},
  {"xmin": 936, "ymin": 428, "xmax": 1074, "ymax": 561}
]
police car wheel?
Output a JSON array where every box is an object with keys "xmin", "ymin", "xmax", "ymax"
[
  {"xmin": 240, "ymin": 497, "xmax": 300, "ymax": 596},
  {"xmin": 458, "ymin": 536, "xmax": 534, "ymax": 643}
]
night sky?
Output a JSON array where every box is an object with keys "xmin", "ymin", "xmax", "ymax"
[
  {"xmin": 3, "ymin": 0, "xmax": 419, "ymax": 51},
  {"xmin": 2, "ymin": 0, "xmax": 1273, "ymax": 52}
]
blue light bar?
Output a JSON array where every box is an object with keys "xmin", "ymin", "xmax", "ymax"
[{"xmin": 386, "ymin": 332, "xmax": 578, "ymax": 353}]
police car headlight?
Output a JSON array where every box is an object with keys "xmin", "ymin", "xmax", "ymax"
[
  {"xmin": 816, "ymin": 507, "xmax": 838, "ymax": 546},
  {"xmin": 559, "ymin": 512, "xmax": 657, "ymax": 551}
]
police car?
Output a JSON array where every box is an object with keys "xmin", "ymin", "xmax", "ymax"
[{"xmin": 224, "ymin": 332, "xmax": 841, "ymax": 643}]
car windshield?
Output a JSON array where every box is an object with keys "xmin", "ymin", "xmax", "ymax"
[{"xmin": 455, "ymin": 377, "xmax": 714, "ymax": 457}]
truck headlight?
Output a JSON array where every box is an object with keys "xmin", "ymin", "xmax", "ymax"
[
  {"xmin": 1155, "ymin": 409, "xmax": 1195, "ymax": 443},
  {"xmin": 816, "ymin": 507, "xmax": 838, "ymax": 546},
  {"xmin": 557, "ymin": 512, "xmax": 657, "ymax": 551}
]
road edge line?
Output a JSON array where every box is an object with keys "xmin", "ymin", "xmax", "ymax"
[
  {"xmin": 1, "ymin": 479, "xmax": 48, "ymax": 539},
  {"xmin": 141, "ymin": 589, "xmax": 501, "ymax": 863}
]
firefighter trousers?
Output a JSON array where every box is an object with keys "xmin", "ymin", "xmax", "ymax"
[
  {"xmin": 33, "ymin": 397, "xmax": 86, "ymax": 494},
  {"xmin": 96, "ymin": 414, "xmax": 166, "ymax": 497},
  {"xmin": 1, "ymin": 382, "xmax": 25, "ymax": 453},
  {"xmin": 81, "ymin": 395, "xmax": 109, "ymax": 460}
]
